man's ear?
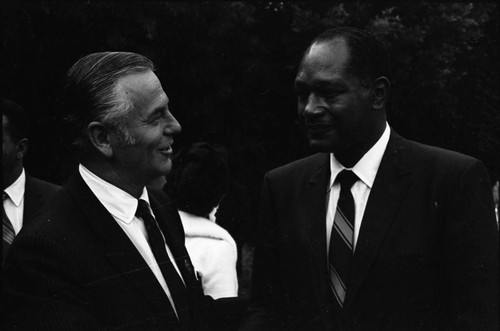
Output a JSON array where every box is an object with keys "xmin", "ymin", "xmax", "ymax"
[
  {"xmin": 16, "ymin": 138, "xmax": 29, "ymax": 160},
  {"xmin": 371, "ymin": 76, "xmax": 391, "ymax": 110},
  {"xmin": 87, "ymin": 122, "xmax": 114, "ymax": 158}
]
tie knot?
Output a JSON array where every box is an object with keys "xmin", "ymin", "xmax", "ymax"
[
  {"xmin": 336, "ymin": 170, "xmax": 358, "ymax": 189},
  {"xmin": 136, "ymin": 199, "xmax": 151, "ymax": 218}
]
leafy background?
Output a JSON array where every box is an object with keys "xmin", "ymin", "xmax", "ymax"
[{"xmin": 2, "ymin": 2, "xmax": 499, "ymax": 292}]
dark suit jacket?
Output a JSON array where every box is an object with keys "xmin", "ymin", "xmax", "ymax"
[
  {"xmin": 242, "ymin": 132, "xmax": 498, "ymax": 331},
  {"xmin": 2, "ymin": 174, "xmax": 59, "ymax": 264},
  {"xmin": 23, "ymin": 174, "xmax": 60, "ymax": 224},
  {"xmin": 2, "ymin": 172, "xmax": 211, "ymax": 330}
]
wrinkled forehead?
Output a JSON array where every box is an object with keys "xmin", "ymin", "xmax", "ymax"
[
  {"xmin": 301, "ymin": 39, "xmax": 350, "ymax": 69},
  {"xmin": 116, "ymin": 71, "xmax": 166, "ymax": 108},
  {"xmin": 117, "ymin": 70, "xmax": 162, "ymax": 94},
  {"xmin": 296, "ymin": 39, "xmax": 351, "ymax": 83}
]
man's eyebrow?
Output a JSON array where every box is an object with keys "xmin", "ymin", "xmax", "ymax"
[
  {"xmin": 145, "ymin": 105, "xmax": 166, "ymax": 120},
  {"xmin": 316, "ymin": 79, "xmax": 346, "ymax": 88},
  {"xmin": 294, "ymin": 80, "xmax": 345, "ymax": 90}
]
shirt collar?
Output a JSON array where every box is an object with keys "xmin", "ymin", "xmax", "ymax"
[
  {"xmin": 330, "ymin": 123, "xmax": 391, "ymax": 190},
  {"xmin": 4, "ymin": 168, "xmax": 25, "ymax": 206},
  {"xmin": 79, "ymin": 164, "xmax": 150, "ymax": 224}
]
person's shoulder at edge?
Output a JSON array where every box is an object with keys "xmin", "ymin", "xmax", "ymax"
[
  {"xmin": 266, "ymin": 153, "xmax": 329, "ymax": 177},
  {"xmin": 181, "ymin": 212, "xmax": 237, "ymax": 254},
  {"xmin": 27, "ymin": 174, "xmax": 61, "ymax": 191},
  {"xmin": 401, "ymin": 135, "xmax": 485, "ymax": 171}
]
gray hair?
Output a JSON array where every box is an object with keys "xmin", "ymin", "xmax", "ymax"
[{"xmin": 64, "ymin": 52, "xmax": 155, "ymax": 153}]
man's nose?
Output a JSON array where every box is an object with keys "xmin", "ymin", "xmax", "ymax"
[
  {"xmin": 303, "ymin": 93, "xmax": 325, "ymax": 116},
  {"xmin": 164, "ymin": 112, "xmax": 181, "ymax": 135}
]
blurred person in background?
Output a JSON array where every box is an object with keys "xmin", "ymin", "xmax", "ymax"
[
  {"xmin": 2, "ymin": 98, "xmax": 60, "ymax": 265},
  {"xmin": 166, "ymin": 142, "xmax": 238, "ymax": 299}
]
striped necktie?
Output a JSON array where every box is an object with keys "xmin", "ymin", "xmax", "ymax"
[
  {"xmin": 3, "ymin": 191, "xmax": 16, "ymax": 263},
  {"xmin": 329, "ymin": 170, "xmax": 358, "ymax": 308},
  {"xmin": 3, "ymin": 192, "xmax": 15, "ymax": 244}
]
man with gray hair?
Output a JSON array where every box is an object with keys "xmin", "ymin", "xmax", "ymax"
[{"xmin": 2, "ymin": 52, "xmax": 211, "ymax": 330}]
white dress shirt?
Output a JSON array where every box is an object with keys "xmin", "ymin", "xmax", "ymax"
[
  {"xmin": 326, "ymin": 123, "xmax": 391, "ymax": 261},
  {"xmin": 4, "ymin": 169, "xmax": 26, "ymax": 235},
  {"xmin": 178, "ymin": 209, "xmax": 238, "ymax": 299},
  {"xmin": 79, "ymin": 164, "xmax": 183, "ymax": 317}
]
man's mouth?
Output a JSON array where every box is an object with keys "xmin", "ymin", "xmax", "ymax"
[
  {"xmin": 306, "ymin": 123, "xmax": 333, "ymax": 133},
  {"xmin": 159, "ymin": 146, "xmax": 173, "ymax": 155}
]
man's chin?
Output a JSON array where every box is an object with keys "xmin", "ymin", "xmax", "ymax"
[
  {"xmin": 147, "ymin": 175, "xmax": 167, "ymax": 190},
  {"xmin": 162, "ymin": 160, "xmax": 173, "ymax": 176},
  {"xmin": 150, "ymin": 159, "xmax": 172, "ymax": 180},
  {"xmin": 307, "ymin": 138, "xmax": 336, "ymax": 153}
]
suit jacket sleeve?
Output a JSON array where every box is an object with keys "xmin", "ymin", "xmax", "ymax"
[
  {"xmin": 240, "ymin": 173, "xmax": 281, "ymax": 330},
  {"xmin": 2, "ymin": 228, "xmax": 101, "ymax": 330},
  {"xmin": 438, "ymin": 159, "xmax": 498, "ymax": 330}
]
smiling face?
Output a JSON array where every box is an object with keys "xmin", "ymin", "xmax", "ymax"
[
  {"xmin": 295, "ymin": 38, "xmax": 382, "ymax": 164},
  {"xmin": 110, "ymin": 70, "xmax": 181, "ymax": 187}
]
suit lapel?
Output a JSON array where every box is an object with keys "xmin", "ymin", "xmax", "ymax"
[
  {"xmin": 150, "ymin": 190, "xmax": 205, "ymax": 328},
  {"xmin": 149, "ymin": 191, "xmax": 196, "ymax": 285},
  {"xmin": 303, "ymin": 154, "xmax": 332, "ymax": 303},
  {"xmin": 65, "ymin": 173, "xmax": 175, "ymax": 315},
  {"xmin": 344, "ymin": 132, "xmax": 413, "ymax": 308},
  {"xmin": 149, "ymin": 192, "xmax": 186, "ymax": 261},
  {"xmin": 23, "ymin": 175, "xmax": 43, "ymax": 223}
]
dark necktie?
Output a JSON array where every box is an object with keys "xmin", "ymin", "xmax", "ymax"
[
  {"xmin": 135, "ymin": 199, "xmax": 190, "ymax": 327},
  {"xmin": 329, "ymin": 170, "xmax": 358, "ymax": 308},
  {"xmin": 3, "ymin": 192, "xmax": 15, "ymax": 263}
]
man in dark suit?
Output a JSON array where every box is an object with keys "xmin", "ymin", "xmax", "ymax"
[
  {"xmin": 241, "ymin": 27, "xmax": 498, "ymax": 331},
  {"xmin": 2, "ymin": 52, "xmax": 211, "ymax": 330},
  {"xmin": 2, "ymin": 99, "xmax": 60, "ymax": 264}
]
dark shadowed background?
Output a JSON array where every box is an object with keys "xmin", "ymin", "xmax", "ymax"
[{"xmin": 2, "ymin": 2, "xmax": 499, "ymax": 275}]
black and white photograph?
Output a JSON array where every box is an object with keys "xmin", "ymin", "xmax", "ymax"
[{"xmin": 2, "ymin": 2, "xmax": 499, "ymax": 330}]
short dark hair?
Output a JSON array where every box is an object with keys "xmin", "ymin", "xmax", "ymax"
[
  {"xmin": 303, "ymin": 27, "xmax": 390, "ymax": 86},
  {"xmin": 166, "ymin": 142, "xmax": 229, "ymax": 217},
  {"xmin": 64, "ymin": 52, "xmax": 155, "ymax": 153},
  {"xmin": 1, "ymin": 98, "xmax": 29, "ymax": 141}
]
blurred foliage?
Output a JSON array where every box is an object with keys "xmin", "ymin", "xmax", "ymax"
[{"xmin": 2, "ymin": 1, "xmax": 499, "ymax": 242}]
